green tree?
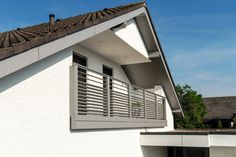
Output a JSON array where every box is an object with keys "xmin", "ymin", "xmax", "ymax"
[{"xmin": 175, "ymin": 84, "xmax": 207, "ymax": 129}]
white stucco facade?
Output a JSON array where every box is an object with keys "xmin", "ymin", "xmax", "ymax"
[
  {"xmin": 0, "ymin": 3, "xmax": 187, "ymax": 155},
  {"xmin": 0, "ymin": 46, "xmax": 175, "ymax": 157},
  {"xmin": 148, "ymin": 86, "xmax": 174, "ymax": 132},
  {"xmin": 73, "ymin": 45, "xmax": 130, "ymax": 83}
]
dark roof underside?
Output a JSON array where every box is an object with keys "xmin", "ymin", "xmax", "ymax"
[
  {"xmin": 0, "ymin": 2, "xmax": 145, "ymax": 61},
  {"xmin": 204, "ymin": 96, "xmax": 236, "ymax": 120}
]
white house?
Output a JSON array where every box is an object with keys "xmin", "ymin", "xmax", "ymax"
[
  {"xmin": 1, "ymin": 2, "xmax": 235, "ymax": 157},
  {"xmin": 0, "ymin": 2, "xmax": 183, "ymax": 156}
]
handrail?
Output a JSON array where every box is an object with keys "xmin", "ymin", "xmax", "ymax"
[
  {"xmin": 74, "ymin": 63, "xmax": 165, "ymax": 99},
  {"xmin": 73, "ymin": 63, "xmax": 166, "ymax": 121}
]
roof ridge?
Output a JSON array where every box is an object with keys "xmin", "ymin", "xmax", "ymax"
[{"xmin": 204, "ymin": 96, "xmax": 236, "ymax": 99}]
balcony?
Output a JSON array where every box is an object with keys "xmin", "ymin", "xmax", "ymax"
[{"xmin": 70, "ymin": 64, "xmax": 167, "ymax": 130}]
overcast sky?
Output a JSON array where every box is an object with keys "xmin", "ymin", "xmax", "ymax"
[{"xmin": 1, "ymin": 0, "xmax": 236, "ymax": 97}]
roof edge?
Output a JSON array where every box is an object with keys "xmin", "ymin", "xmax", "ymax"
[
  {"xmin": 0, "ymin": 2, "xmax": 146, "ymax": 62},
  {"xmin": 142, "ymin": 3, "xmax": 184, "ymax": 118},
  {"xmin": 0, "ymin": 3, "xmax": 147, "ymax": 78}
]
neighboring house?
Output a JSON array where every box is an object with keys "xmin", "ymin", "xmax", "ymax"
[
  {"xmin": 204, "ymin": 96, "xmax": 236, "ymax": 128},
  {"xmin": 141, "ymin": 99, "xmax": 236, "ymax": 157},
  {"xmin": 0, "ymin": 2, "xmax": 183, "ymax": 157},
  {"xmin": 141, "ymin": 129, "xmax": 236, "ymax": 157}
]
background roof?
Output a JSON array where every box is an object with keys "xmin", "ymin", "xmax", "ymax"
[{"xmin": 204, "ymin": 96, "xmax": 236, "ymax": 120}]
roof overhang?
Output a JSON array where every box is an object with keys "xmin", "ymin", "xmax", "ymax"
[
  {"xmin": 122, "ymin": 5, "xmax": 184, "ymax": 117},
  {"xmin": 79, "ymin": 29, "xmax": 151, "ymax": 65},
  {"xmin": 122, "ymin": 57, "xmax": 183, "ymax": 117},
  {"xmin": 0, "ymin": 7, "xmax": 146, "ymax": 79},
  {"xmin": 0, "ymin": 3, "xmax": 183, "ymax": 118},
  {"xmin": 140, "ymin": 130, "xmax": 236, "ymax": 147}
]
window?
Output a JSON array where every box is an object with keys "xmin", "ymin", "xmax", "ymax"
[
  {"xmin": 73, "ymin": 53, "xmax": 87, "ymax": 115},
  {"xmin": 103, "ymin": 65, "xmax": 113, "ymax": 76},
  {"xmin": 73, "ymin": 53, "xmax": 87, "ymax": 66},
  {"xmin": 103, "ymin": 65, "xmax": 113, "ymax": 116}
]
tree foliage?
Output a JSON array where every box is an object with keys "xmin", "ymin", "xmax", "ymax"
[{"xmin": 175, "ymin": 84, "xmax": 207, "ymax": 129}]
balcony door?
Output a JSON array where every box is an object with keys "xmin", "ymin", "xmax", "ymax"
[
  {"xmin": 103, "ymin": 65, "xmax": 113, "ymax": 116},
  {"xmin": 73, "ymin": 53, "xmax": 87, "ymax": 115},
  {"xmin": 103, "ymin": 65, "xmax": 113, "ymax": 77},
  {"xmin": 167, "ymin": 147, "xmax": 209, "ymax": 157}
]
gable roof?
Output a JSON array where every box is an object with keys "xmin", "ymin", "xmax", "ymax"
[
  {"xmin": 204, "ymin": 96, "xmax": 236, "ymax": 120},
  {"xmin": 0, "ymin": 2, "xmax": 145, "ymax": 61},
  {"xmin": 0, "ymin": 2, "xmax": 184, "ymax": 117}
]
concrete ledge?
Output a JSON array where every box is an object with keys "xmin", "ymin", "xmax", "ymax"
[
  {"xmin": 140, "ymin": 129, "xmax": 236, "ymax": 147},
  {"xmin": 141, "ymin": 134, "xmax": 209, "ymax": 147}
]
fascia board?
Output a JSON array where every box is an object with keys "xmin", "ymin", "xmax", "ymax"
[
  {"xmin": 140, "ymin": 134, "xmax": 209, "ymax": 147},
  {"xmin": 209, "ymin": 135, "xmax": 236, "ymax": 147},
  {"xmin": 142, "ymin": 9, "xmax": 184, "ymax": 116},
  {"xmin": 0, "ymin": 47, "xmax": 39, "ymax": 79}
]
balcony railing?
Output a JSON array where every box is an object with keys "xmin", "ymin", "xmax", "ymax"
[{"xmin": 70, "ymin": 64, "xmax": 167, "ymax": 130}]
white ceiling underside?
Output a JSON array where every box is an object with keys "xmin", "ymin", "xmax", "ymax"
[
  {"xmin": 113, "ymin": 19, "xmax": 149, "ymax": 58},
  {"xmin": 79, "ymin": 30, "xmax": 150, "ymax": 65}
]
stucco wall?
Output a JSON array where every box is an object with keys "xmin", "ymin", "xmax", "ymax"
[
  {"xmin": 0, "ymin": 47, "xmax": 173, "ymax": 157},
  {"xmin": 147, "ymin": 86, "xmax": 174, "ymax": 132},
  {"xmin": 73, "ymin": 45, "xmax": 130, "ymax": 83},
  {"xmin": 0, "ymin": 48, "xmax": 142, "ymax": 157},
  {"xmin": 210, "ymin": 147, "xmax": 236, "ymax": 157}
]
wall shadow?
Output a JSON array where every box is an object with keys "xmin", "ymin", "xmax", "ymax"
[
  {"xmin": 0, "ymin": 49, "xmax": 71, "ymax": 93},
  {"xmin": 141, "ymin": 146, "xmax": 168, "ymax": 157}
]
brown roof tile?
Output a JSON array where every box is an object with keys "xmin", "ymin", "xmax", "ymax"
[
  {"xmin": 204, "ymin": 96, "xmax": 236, "ymax": 120},
  {"xmin": 0, "ymin": 2, "xmax": 145, "ymax": 61}
]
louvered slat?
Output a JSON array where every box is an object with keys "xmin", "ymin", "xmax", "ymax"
[{"xmin": 74, "ymin": 64, "xmax": 166, "ymax": 121}]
